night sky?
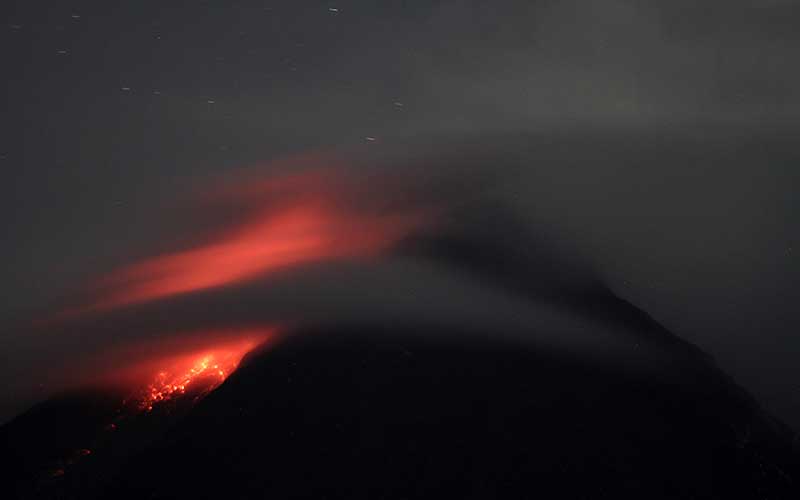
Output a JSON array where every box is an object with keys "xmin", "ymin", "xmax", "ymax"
[{"xmin": 2, "ymin": 0, "xmax": 799, "ymax": 430}]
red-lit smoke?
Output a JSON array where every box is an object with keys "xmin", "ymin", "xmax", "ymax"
[
  {"xmin": 36, "ymin": 159, "xmax": 431, "ymax": 408},
  {"xmin": 75, "ymin": 166, "xmax": 430, "ymax": 314}
]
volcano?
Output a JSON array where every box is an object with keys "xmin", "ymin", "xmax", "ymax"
[
  {"xmin": 2, "ymin": 321, "xmax": 799, "ymax": 499},
  {"xmin": 2, "ymin": 185, "xmax": 799, "ymax": 499}
]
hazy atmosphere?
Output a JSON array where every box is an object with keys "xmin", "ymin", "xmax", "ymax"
[{"xmin": 2, "ymin": 0, "xmax": 799, "ymax": 435}]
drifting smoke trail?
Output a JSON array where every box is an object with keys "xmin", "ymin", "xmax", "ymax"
[
  {"xmin": 66, "ymin": 166, "xmax": 431, "ymax": 316},
  {"xmin": 92, "ymin": 205, "xmax": 421, "ymax": 312},
  {"xmin": 29, "ymin": 161, "xmax": 433, "ymax": 408}
]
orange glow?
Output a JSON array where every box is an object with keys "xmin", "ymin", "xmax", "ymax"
[
  {"xmin": 38, "ymin": 333, "xmax": 273, "ymax": 480},
  {"xmin": 130, "ymin": 335, "xmax": 265, "ymax": 412},
  {"xmin": 77, "ymin": 169, "xmax": 428, "ymax": 314}
]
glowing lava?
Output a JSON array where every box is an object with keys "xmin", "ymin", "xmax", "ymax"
[{"xmin": 132, "ymin": 337, "xmax": 263, "ymax": 412}]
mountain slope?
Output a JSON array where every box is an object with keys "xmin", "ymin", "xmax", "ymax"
[{"xmin": 95, "ymin": 326, "xmax": 800, "ymax": 499}]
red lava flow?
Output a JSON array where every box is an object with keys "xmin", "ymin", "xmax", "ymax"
[
  {"xmin": 43, "ymin": 332, "xmax": 273, "ymax": 480},
  {"xmin": 131, "ymin": 335, "xmax": 265, "ymax": 412}
]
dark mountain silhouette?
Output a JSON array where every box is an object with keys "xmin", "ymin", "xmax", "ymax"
[
  {"xmin": 3, "ymin": 322, "xmax": 799, "ymax": 499},
  {"xmin": 3, "ymin": 206, "xmax": 798, "ymax": 498},
  {"xmin": 400, "ymin": 203, "xmax": 712, "ymax": 355}
]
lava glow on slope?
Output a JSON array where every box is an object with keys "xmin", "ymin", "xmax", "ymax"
[
  {"xmin": 35, "ymin": 161, "xmax": 431, "ymax": 413},
  {"xmin": 38, "ymin": 332, "xmax": 274, "ymax": 480},
  {"xmin": 123, "ymin": 333, "xmax": 271, "ymax": 412}
]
